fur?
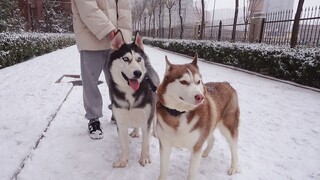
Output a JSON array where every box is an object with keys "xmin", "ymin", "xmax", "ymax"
[
  {"xmin": 156, "ymin": 54, "xmax": 240, "ymax": 180},
  {"xmin": 108, "ymin": 30, "xmax": 159, "ymax": 168}
]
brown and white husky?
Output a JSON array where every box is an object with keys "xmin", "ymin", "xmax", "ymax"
[{"xmin": 155, "ymin": 53, "xmax": 240, "ymax": 180}]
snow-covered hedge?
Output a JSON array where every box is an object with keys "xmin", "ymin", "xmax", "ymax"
[
  {"xmin": 144, "ymin": 38, "xmax": 320, "ymax": 89},
  {"xmin": 0, "ymin": 33, "xmax": 75, "ymax": 69}
]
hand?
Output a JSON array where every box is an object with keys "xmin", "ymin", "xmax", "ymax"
[{"xmin": 107, "ymin": 30, "xmax": 116, "ymax": 41}]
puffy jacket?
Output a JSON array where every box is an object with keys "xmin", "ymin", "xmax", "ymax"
[{"xmin": 71, "ymin": 0, "xmax": 132, "ymax": 51}]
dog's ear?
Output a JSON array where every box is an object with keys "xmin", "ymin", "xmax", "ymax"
[
  {"xmin": 112, "ymin": 30, "xmax": 125, "ymax": 50},
  {"xmin": 134, "ymin": 31, "xmax": 144, "ymax": 50},
  {"xmin": 165, "ymin": 55, "xmax": 172, "ymax": 73},
  {"xmin": 191, "ymin": 52, "xmax": 198, "ymax": 67}
]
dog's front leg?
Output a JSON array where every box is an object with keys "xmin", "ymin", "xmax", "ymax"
[
  {"xmin": 187, "ymin": 149, "xmax": 203, "ymax": 180},
  {"xmin": 113, "ymin": 127, "xmax": 129, "ymax": 168},
  {"xmin": 158, "ymin": 140, "xmax": 172, "ymax": 180},
  {"xmin": 139, "ymin": 126, "xmax": 151, "ymax": 166},
  {"xmin": 129, "ymin": 128, "xmax": 140, "ymax": 138},
  {"xmin": 152, "ymin": 115, "xmax": 158, "ymax": 138}
]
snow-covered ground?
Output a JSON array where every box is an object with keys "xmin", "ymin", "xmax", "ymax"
[{"xmin": 1, "ymin": 45, "xmax": 320, "ymax": 180}]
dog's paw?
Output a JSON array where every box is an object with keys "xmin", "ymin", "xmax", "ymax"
[
  {"xmin": 158, "ymin": 175, "xmax": 167, "ymax": 180},
  {"xmin": 202, "ymin": 151, "xmax": 209, "ymax": 158},
  {"xmin": 129, "ymin": 129, "xmax": 139, "ymax": 138},
  {"xmin": 228, "ymin": 166, "xmax": 240, "ymax": 175},
  {"xmin": 113, "ymin": 159, "xmax": 128, "ymax": 168},
  {"xmin": 139, "ymin": 156, "xmax": 151, "ymax": 167}
]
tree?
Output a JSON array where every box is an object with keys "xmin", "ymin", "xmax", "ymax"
[
  {"xmin": 40, "ymin": 0, "xmax": 72, "ymax": 33},
  {"xmin": 199, "ymin": 0, "xmax": 205, "ymax": 40},
  {"xmin": 231, "ymin": 0, "xmax": 239, "ymax": 42},
  {"xmin": 243, "ymin": 0, "xmax": 262, "ymax": 41},
  {"xmin": 158, "ymin": 0, "xmax": 164, "ymax": 38},
  {"xmin": 147, "ymin": 0, "xmax": 158, "ymax": 37},
  {"xmin": 194, "ymin": 0, "xmax": 206, "ymax": 40},
  {"xmin": 165, "ymin": 0, "xmax": 177, "ymax": 39},
  {"xmin": 132, "ymin": 0, "xmax": 147, "ymax": 32},
  {"xmin": 290, "ymin": 0, "xmax": 305, "ymax": 48},
  {"xmin": 0, "ymin": 0, "xmax": 25, "ymax": 32},
  {"xmin": 178, "ymin": 0, "xmax": 184, "ymax": 39}
]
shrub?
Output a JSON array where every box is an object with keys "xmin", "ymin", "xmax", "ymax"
[
  {"xmin": 143, "ymin": 38, "xmax": 320, "ymax": 89},
  {"xmin": 0, "ymin": 32, "xmax": 75, "ymax": 69}
]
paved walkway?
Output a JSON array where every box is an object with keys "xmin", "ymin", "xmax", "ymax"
[{"xmin": 1, "ymin": 45, "xmax": 320, "ymax": 180}]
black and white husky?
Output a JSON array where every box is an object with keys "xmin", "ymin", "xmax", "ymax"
[{"xmin": 108, "ymin": 31, "xmax": 159, "ymax": 168}]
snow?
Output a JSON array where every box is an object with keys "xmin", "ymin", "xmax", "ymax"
[{"xmin": 1, "ymin": 45, "xmax": 320, "ymax": 180}]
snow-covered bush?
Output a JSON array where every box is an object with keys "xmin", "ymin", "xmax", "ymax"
[
  {"xmin": 143, "ymin": 38, "xmax": 320, "ymax": 89},
  {"xmin": 0, "ymin": 32, "xmax": 75, "ymax": 69}
]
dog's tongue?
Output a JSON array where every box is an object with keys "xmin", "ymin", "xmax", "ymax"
[{"xmin": 129, "ymin": 79, "xmax": 140, "ymax": 91}]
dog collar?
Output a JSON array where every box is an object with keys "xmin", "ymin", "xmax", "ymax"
[{"xmin": 160, "ymin": 103, "xmax": 185, "ymax": 116}]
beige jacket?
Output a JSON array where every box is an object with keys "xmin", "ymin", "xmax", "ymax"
[{"xmin": 71, "ymin": 0, "xmax": 132, "ymax": 51}]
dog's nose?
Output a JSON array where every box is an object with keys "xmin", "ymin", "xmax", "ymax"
[
  {"xmin": 133, "ymin": 70, "xmax": 142, "ymax": 78},
  {"xmin": 195, "ymin": 94, "xmax": 204, "ymax": 104}
]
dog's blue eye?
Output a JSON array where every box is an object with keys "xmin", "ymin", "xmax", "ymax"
[
  {"xmin": 122, "ymin": 57, "xmax": 129, "ymax": 62},
  {"xmin": 137, "ymin": 57, "xmax": 142, "ymax": 62}
]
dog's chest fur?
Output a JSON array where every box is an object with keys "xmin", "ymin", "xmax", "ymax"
[
  {"xmin": 112, "ymin": 79, "xmax": 155, "ymax": 128},
  {"xmin": 114, "ymin": 104, "xmax": 152, "ymax": 128},
  {"xmin": 157, "ymin": 110, "xmax": 204, "ymax": 149},
  {"xmin": 156, "ymin": 96, "xmax": 219, "ymax": 151},
  {"xmin": 113, "ymin": 86, "xmax": 144, "ymax": 109}
]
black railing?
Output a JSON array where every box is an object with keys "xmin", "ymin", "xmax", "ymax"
[{"xmin": 139, "ymin": 6, "xmax": 320, "ymax": 47}]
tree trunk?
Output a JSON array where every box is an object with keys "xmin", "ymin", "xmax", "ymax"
[
  {"xmin": 168, "ymin": 9, "xmax": 172, "ymax": 39},
  {"xmin": 231, "ymin": 0, "xmax": 239, "ymax": 42},
  {"xmin": 148, "ymin": 15, "xmax": 151, "ymax": 37},
  {"xmin": 290, "ymin": 0, "xmax": 305, "ymax": 48},
  {"xmin": 158, "ymin": 2, "xmax": 162, "ymax": 38},
  {"xmin": 199, "ymin": 0, "xmax": 205, "ymax": 40},
  {"xmin": 152, "ymin": 11, "xmax": 156, "ymax": 38},
  {"xmin": 179, "ymin": 0, "xmax": 184, "ymax": 39},
  {"xmin": 244, "ymin": 19, "xmax": 248, "ymax": 41}
]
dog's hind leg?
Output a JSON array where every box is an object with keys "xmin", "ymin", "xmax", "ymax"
[
  {"xmin": 202, "ymin": 133, "xmax": 215, "ymax": 157},
  {"xmin": 218, "ymin": 122, "xmax": 240, "ymax": 175},
  {"xmin": 139, "ymin": 126, "xmax": 151, "ymax": 166}
]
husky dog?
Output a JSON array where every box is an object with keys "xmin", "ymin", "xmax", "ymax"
[
  {"xmin": 108, "ymin": 31, "xmax": 159, "ymax": 168},
  {"xmin": 156, "ymin": 54, "xmax": 240, "ymax": 180}
]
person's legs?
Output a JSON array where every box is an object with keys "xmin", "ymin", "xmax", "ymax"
[
  {"xmin": 80, "ymin": 50, "xmax": 106, "ymax": 120},
  {"xmin": 102, "ymin": 49, "xmax": 112, "ymax": 100}
]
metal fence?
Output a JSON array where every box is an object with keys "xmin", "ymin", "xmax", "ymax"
[
  {"xmin": 140, "ymin": 6, "xmax": 320, "ymax": 47},
  {"xmin": 263, "ymin": 6, "xmax": 320, "ymax": 46}
]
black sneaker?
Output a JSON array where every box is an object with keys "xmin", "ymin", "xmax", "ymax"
[{"xmin": 88, "ymin": 118, "xmax": 103, "ymax": 139}]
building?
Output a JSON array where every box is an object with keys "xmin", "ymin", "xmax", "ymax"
[{"xmin": 264, "ymin": 0, "xmax": 295, "ymax": 13}]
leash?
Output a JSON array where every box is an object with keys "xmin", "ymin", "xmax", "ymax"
[
  {"xmin": 146, "ymin": 76, "xmax": 157, "ymax": 93},
  {"xmin": 146, "ymin": 76, "xmax": 185, "ymax": 116}
]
